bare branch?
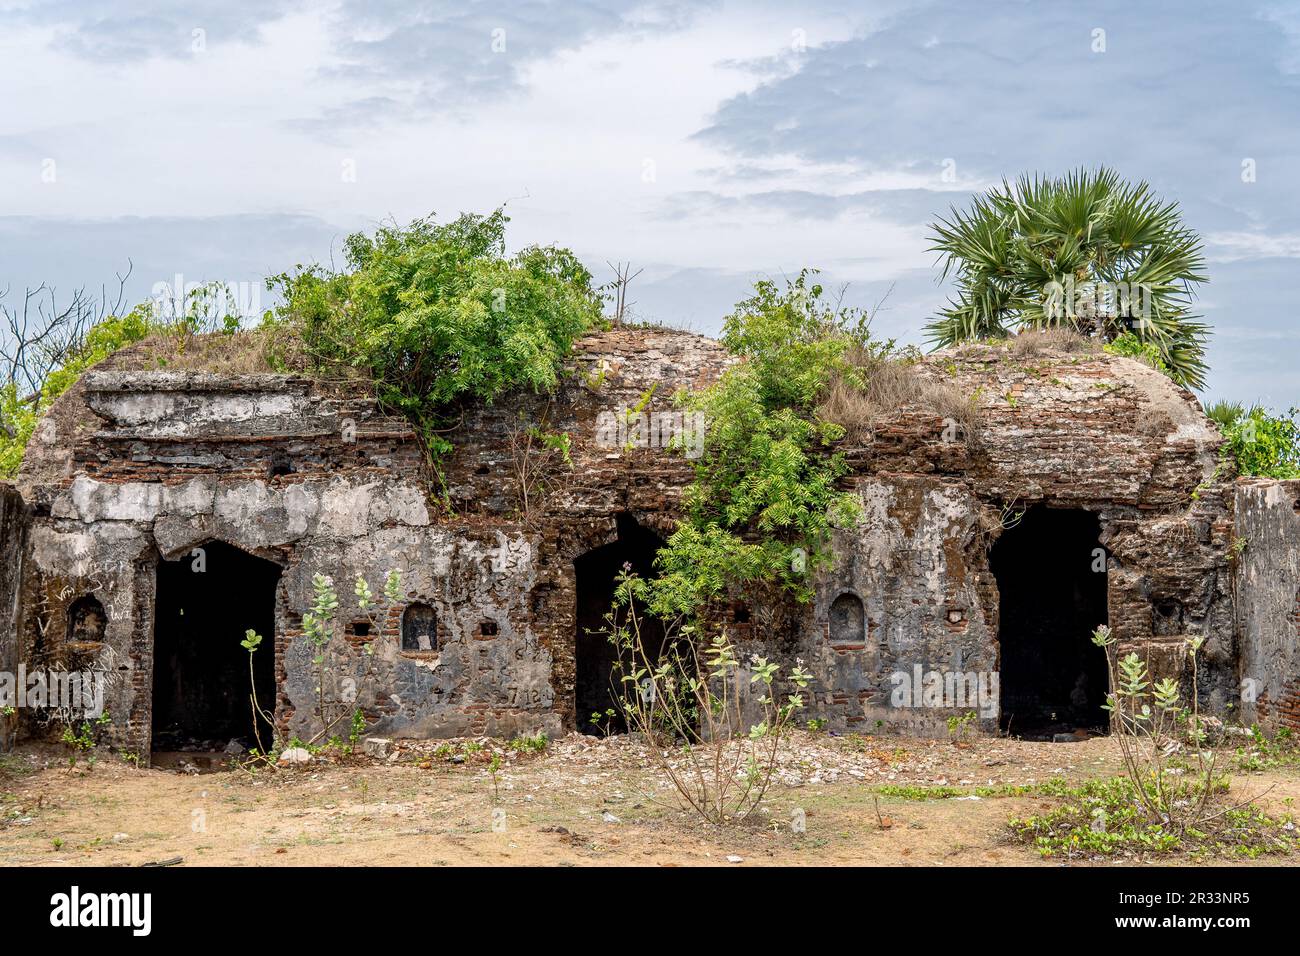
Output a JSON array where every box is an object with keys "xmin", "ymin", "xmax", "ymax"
[{"xmin": 0, "ymin": 265, "xmax": 134, "ymax": 401}]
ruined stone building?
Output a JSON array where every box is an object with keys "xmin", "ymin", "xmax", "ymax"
[{"xmin": 1, "ymin": 328, "xmax": 1297, "ymax": 762}]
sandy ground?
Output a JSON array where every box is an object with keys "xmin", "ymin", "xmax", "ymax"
[{"xmin": 1, "ymin": 732, "xmax": 1297, "ymax": 867}]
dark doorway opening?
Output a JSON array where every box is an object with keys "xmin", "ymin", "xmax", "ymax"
[
  {"xmin": 991, "ymin": 507, "xmax": 1108, "ymax": 740},
  {"xmin": 152, "ymin": 541, "xmax": 282, "ymax": 756},
  {"xmin": 574, "ymin": 514, "xmax": 666, "ymax": 735}
]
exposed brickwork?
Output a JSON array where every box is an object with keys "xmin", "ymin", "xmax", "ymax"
[{"xmin": 6, "ymin": 329, "xmax": 1263, "ymax": 753}]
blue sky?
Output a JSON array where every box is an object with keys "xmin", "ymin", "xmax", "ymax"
[{"xmin": 2, "ymin": 0, "xmax": 1298, "ymax": 406}]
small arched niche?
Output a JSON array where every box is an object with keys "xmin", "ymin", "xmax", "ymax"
[
  {"xmin": 67, "ymin": 594, "xmax": 107, "ymax": 647},
  {"xmin": 828, "ymin": 591, "xmax": 865, "ymax": 645},
  {"xmin": 401, "ymin": 603, "xmax": 439, "ymax": 653}
]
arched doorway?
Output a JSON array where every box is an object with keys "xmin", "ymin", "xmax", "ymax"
[
  {"xmin": 991, "ymin": 507, "xmax": 1109, "ymax": 739},
  {"xmin": 574, "ymin": 514, "xmax": 666, "ymax": 734},
  {"xmin": 151, "ymin": 541, "xmax": 282, "ymax": 755}
]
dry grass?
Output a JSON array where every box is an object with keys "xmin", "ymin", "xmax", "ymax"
[
  {"xmin": 105, "ymin": 330, "xmax": 278, "ymax": 374},
  {"xmin": 948, "ymin": 328, "xmax": 1101, "ymax": 361},
  {"xmin": 1006, "ymin": 327, "xmax": 1100, "ymax": 358},
  {"xmin": 818, "ymin": 348, "xmax": 981, "ymax": 448}
]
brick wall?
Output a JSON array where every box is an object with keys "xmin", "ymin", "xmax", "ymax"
[{"xmin": 8, "ymin": 330, "xmax": 1249, "ymax": 748}]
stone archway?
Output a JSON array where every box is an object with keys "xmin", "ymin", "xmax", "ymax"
[{"xmin": 150, "ymin": 540, "xmax": 282, "ymax": 757}]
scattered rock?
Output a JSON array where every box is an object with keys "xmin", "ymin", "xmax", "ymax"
[
  {"xmin": 363, "ymin": 737, "xmax": 392, "ymax": 759},
  {"xmin": 278, "ymin": 747, "xmax": 311, "ymax": 766}
]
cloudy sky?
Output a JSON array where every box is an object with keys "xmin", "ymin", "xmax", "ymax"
[{"xmin": 2, "ymin": 0, "xmax": 1298, "ymax": 406}]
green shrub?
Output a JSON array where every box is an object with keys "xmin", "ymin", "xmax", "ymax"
[
  {"xmin": 1103, "ymin": 330, "xmax": 1169, "ymax": 375},
  {"xmin": 267, "ymin": 209, "xmax": 603, "ymax": 482},
  {"xmin": 1008, "ymin": 775, "xmax": 1294, "ymax": 859},
  {"xmin": 1010, "ymin": 627, "xmax": 1298, "ymax": 860},
  {"xmin": 1210, "ymin": 403, "xmax": 1300, "ymax": 478},
  {"xmin": 647, "ymin": 270, "xmax": 870, "ymax": 616}
]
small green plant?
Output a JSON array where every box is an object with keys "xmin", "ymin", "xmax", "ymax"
[
  {"xmin": 51, "ymin": 838, "xmax": 64, "ymax": 852},
  {"xmin": 0, "ymin": 705, "xmax": 16, "ymax": 753},
  {"xmin": 583, "ymin": 361, "xmax": 608, "ymax": 391},
  {"xmin": 508, "ymin": 732, "xmax": 549, "ymax": 754},
  {"xmin": 877, "ymin": 782, "xmax": 1039, "ymax": 801},
  {"xmin": 806, "ymin": 718, "xmax": 828, "ymax": 733},
  {"xmin": 487, "ymin": 752, "xmax": 504, "ymax": 804},
  {"xmin": 60, "ymin": 712, "xmax": 112, "ymax": 772},
  {"xmin": 1008, "ymin": 627, "xmax": 1293, "ymax": 859},
  {"xmin": 302, "ymin": 572, "xmax": 340, "ymax": 734},
  {"xmin": 1103, "ymin": 330, "xmax": 1169, "ymax": 374},
  {"xmin": 1092, "ymin": 626, "xmax": 1220, "ymax": 826},
  {"xmin": 606, "ymin": 568, "xmax": 811, "ymax": 825},
  {"xmin": 1009, "ymin": 775, "xmax": 1295, "ymax": 859},
  {"xmin": 945, "ymin": 710, "xmax": 978, "ymax": 742},
  {"xmin": 297, "ymin": 569, "xmax": 401, "ymax": 748},
  {"xmin": 1233, "ymin": 725, "xmax": 1300, "ymax": 771},
  {"xmin": 240, "ymin": 629, "xmax": 278, "ymax": 762},
  {"xmin": 349, "ymin": 709, "xmax": 366, "ymax": 751},
  {"xmin": 588, "ymin": 709, "xmax": 616, "ymax": 736}
]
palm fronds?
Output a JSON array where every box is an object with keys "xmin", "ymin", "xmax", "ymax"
[{"xmin": 925, "ymin": 168, "xmax": 1210, "ymax": 389}]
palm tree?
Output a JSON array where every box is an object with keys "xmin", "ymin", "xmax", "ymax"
[{"xmin": 925, "ymin": 168, "xmax": 1209, "ymax": 389}]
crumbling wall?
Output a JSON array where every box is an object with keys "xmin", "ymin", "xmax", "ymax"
[
  {"xmin": 1235, "ymin": 478, "xmax": 1300, "ymax": 732},
  {"xmin": 0, "ymin": 483, "xmax": 29, "ymax": 679},
  {"xmin": 12, "ymin": 329, "xmax": 1242, "ymax": 750},
  {"xmin": 436, "ymin": 330, "xmax": 728, "ymax": 725},
  {"xmin": 14, "ymin": 330, "xmax": 728, "ymax": 756},
  {"xmin": 806, "ymin": 476, "xmax": 997, "ymax": 734},
  {"xmin": 816, "ymin": 345, "xmax": 1234, "ymax": 729}
]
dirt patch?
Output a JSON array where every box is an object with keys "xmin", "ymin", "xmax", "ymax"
[{"xmin": 1, "ymin": 733, "xmax": 1295, "ymax": 867}]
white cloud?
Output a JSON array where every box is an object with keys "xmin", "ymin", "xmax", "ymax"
[
  {"xmin": 1, "ymin": 0, "xmax": 1298, "ymax": 404},
  {"xmin": 1206, "ymin": 230, "xmax": 1300, "ymax": 262}
]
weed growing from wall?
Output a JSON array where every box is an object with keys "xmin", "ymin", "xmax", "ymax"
[{"xmin": 648, "ymin": 270, "xmax": 872, "ymax": 617}]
